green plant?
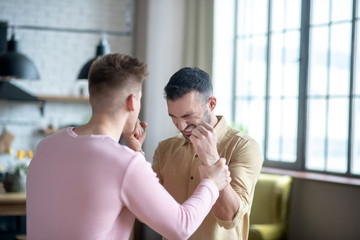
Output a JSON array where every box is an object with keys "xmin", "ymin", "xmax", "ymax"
[{"xmin": 5, "ymin": 149, "xmax": 32, "ymax": 175}]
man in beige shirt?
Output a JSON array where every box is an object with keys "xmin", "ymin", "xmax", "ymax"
[{"xmin": 152, "ymin": 67, "xmax": 263, "ymax": 240}]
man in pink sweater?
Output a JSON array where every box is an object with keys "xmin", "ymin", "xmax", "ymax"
[{"xmin": 26, "ymin": 53, "xmax": 231, "ymax": 240}]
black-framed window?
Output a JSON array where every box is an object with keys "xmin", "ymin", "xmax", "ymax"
[{"xmin": 231, "ymin": 0, "xmax": 360, "ymax": 177}]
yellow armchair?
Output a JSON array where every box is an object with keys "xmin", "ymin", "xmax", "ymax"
[{"xmin": 249, "ymin": 173, "xmax": 292, "ymax": 240}]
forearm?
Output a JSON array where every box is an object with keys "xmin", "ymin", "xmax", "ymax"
[
  {"xmin": 125, "ymin": 162, "xmax": 219, "ymax": 240},
  {"xmin": 212, "ymin": 184, "xmax": 240, "ymax": 221}
]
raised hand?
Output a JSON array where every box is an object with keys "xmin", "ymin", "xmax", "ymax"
[
  {"xmin": 123, "ymin": 119, "xmax": 147, "ymax": 152},
  {"xmin": 198, "ymin": 158, "xmax": 231, "ymax": 191},
  {"xmin": 189, "ymin": 123, "xmax": 220, "ymax": 166}
]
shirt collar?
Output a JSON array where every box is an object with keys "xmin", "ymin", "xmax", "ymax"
[{"xmin": 214, "ymin": 116, "xmax": 228, "ymax": 140}]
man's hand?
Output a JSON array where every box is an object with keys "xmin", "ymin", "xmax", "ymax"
[
  {"xmin": 190, "ymin": 123, "xmax": 219, "ymax": 166},
  {"xmin": 198, "ymin": 158, "xmax": 231, "ymax": 191},
  {"xmin": 123, "ymin": 119, "xmax": 147, "ymax": 152}
]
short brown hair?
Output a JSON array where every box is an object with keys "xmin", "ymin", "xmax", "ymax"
[
  {"xmin": 164, "ymin": 67, "xmax": 212, "ymax": 104},
  {"xmin": 88, "ymin": 53, "xmax": 148, "ymax": 98}
]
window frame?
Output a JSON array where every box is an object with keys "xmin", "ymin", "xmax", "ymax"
[{"xmin": 231, "ymin": 0, "xmax": 360, "ymax": 178}]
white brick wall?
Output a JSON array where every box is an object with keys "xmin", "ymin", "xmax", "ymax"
[{"xmin": 0, "ymin": 0, "xmax": 132, "ymax": 166}]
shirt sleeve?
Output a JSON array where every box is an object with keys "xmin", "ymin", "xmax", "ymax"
[
  {"xmin": 217, "ymin": 137, "xmax": 263, "ymax": 229},
  {"xmin": 121, "ymin": 155, "xmax": 219, "ymax": 240}
]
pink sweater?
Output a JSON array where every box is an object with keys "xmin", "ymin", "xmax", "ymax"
[{"xmin": 26, "ymin": 128, "xmax": 219, "ymax": 240}]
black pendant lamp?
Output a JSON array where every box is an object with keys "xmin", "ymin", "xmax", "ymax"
[
  {"xmin": 77, "ymin": 33, "xmax": 110, "ymax": 80},
  {"xmin": 0, "ymin": 31, "xmax": 40, "ymax": 80}
]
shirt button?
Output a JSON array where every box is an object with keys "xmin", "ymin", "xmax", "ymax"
[{"xmin": 190, "ymin": 176, "xmax": 194, "ymax": 180}]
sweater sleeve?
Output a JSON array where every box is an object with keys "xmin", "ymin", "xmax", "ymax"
[{"xmin": 121, "ymin": 156, "xmax": 219, "ymax": 240}]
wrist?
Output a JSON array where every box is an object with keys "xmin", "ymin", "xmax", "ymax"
[
  {"xmin": 136, "ymin": 149, "xmax": 145, "ymax": 156},
  {"xmin": 212, "ymin": 157, "xmax": 220, "ymax": 165},
  {"xmin": 209, "ymin": 156, "xmax": 220, "ymax": 165},
  {"xmin": 201, "ymin": 157, "xmax": 220, "ymax": 166}
]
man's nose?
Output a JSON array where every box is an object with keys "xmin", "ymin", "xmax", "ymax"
[{"xmin": 177, "ymin": 120, "xmax": 187, "ymax": 131}]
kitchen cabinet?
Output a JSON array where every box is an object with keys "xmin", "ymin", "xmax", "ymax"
[{"xmin": 0, "ymin": 185, "xmax": 26, "ymax": 239}]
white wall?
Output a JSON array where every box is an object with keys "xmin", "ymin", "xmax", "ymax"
[
  {"xmin": 0, "ymin": 0, "xmax": 131, "ymax": 89},
  {"xmin": 212, "ymin": 0, "xmax": 235, "ymax": 122},
  {"xmin": 136, "ymin": 0, "xmax": 185, "ymax": 161},
  {"xmin": 0, "ymin": 0, "xmax": 185, "ymax": 168},
  {"xmin": 0, "ymin": 0, "xmax": 132, "ymax": 167},
  {"xmin": 132, "ymin": 2, "xmax": 187, "ymax": 238}
]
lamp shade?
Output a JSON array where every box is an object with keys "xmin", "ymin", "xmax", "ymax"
[
  {"xmin": 0, "ymin": 81, "xmax": 39, "ymax": 101},
  {"xmin": 77, "ymin": 34, "xmax": 110, "ymax": 80},
  {"xmin": 77, "ymin": 57, "xmax": 97, "ymax": 80},
  {"xmin": 0, "ymin": 33, "xmax": 40, "ymax": 80}
]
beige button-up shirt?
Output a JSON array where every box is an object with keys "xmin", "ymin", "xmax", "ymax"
[{"xmin": 153, "ymin": 116, "xmax": 263, "ymax": 240}]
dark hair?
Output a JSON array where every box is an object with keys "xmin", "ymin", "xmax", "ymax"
[
  {"xmin": 164, "ymin": 67, "xmax": 213, "ymax": 103},
  {"xmin": 88, "ymin": 53, "xmax": 148, "ymax": 97}
]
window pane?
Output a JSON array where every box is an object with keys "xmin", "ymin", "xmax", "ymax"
[
  {"xmin": 352, "ymin": 98, "xmax": 360, "ymax": 174},
  {"xmin": 270, "ymin": 31, "xmax": 300, "ymax": 97},
  {"xmin": 269, "ymin": 33, "xmax": 283, "ymax": 97},
  {"xmin": 309, "ymin": 26, "xmax": 329, "ymax": 96},
  {"xmin": 285, "ymin": 0, "xmax": 301, "ymax": 29},
  {"xmin": 281, "ymin": 99, "xmax": 298, "ymax": 161},
  {"xmin": 272, "ymin": 0, "xmax": 301, "ymax": 31},
  {"xmin": 307, "ymin": 98, "xmax": 327, "ymax": 170},
  {"xmin": 356, "ymin": 24, "xmax": 360, "ymax": 173},
  {"xmin": 226, "ymin": 0, "xmax": 357, "ymax": 176},
  {"xmin": 267, "ymin": 98, "xmax": 298, "ymax": 162},
  {"xmin": 327, "ymin": 98, "xmax": 348, "ymax": 173},
  {"xmin": 235, "ymin": 99, "xmax": 265, "ymax": 153},
  {"xmin": 310, "ymin": 0, "xmax": 354, "ymax": 25},
  {"xmin": 237, "ymin": 38, "xmax": 252, "ymax": 97},
  {"xmin": 311, "ymin": 0, "xmax": 330, "ymax": 25},
  {"xmin": 271, "ymin": 0, "xmax": 285, "ymax": 31},
  {"xmin": 237, "ymin": 0, "xmax": 268, "ymax": 36},
  {"xmin": 352, "ymin": 23, "xmax": 360, "ymax": 173},
  {"xmin": 267, "ymin": 99, "xmax": 282, "ymax": 160},
  {"xmin": 329, "ymin": 23, "xmax": 351, "ymax": 96},
  {"xmin": 236, "ymin": 37, "xmax": 267, "ymax": 97},
  {"xmin": 252, "ymin": 0, "xmax": 268, "ymax": 34},
  {"xmin": 237, "ymin": 0, "xmax": 250, "ymax": 36},
  {"xmin": 283, "ymin": 31, "xmax": 300, "ymax": 97},
  {"xmin": 355, "ymin": 21, "xmax": 360, "ymax": 95},
  {"xmin": 331, "ymin": 0, "xmax": 352, "ymax": 22}
]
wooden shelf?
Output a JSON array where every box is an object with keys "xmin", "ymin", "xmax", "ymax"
[
  {"xmin": 37, "ymin": 95, "xmax": 89, "ymax": 102},
  {"xmin": 0, "ymin": 184, "xmax": 26, "ymax": 216}
]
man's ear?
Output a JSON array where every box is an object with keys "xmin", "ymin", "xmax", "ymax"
[
  {"xmin": 126, "ymin": 94, "xmax": 137, "ymax": 111},
  {"xmin": 208, "ymin": 96, "xmax": 217, "ymax": 111}
]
